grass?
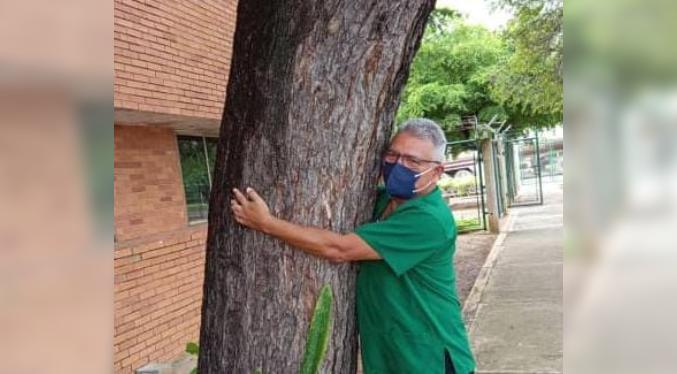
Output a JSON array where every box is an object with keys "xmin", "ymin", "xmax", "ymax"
[{"xmin": 456, "ymin": 217, "xmax": 483, "ymax": 233}]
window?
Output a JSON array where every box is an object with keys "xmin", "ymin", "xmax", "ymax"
[{"xmin": 177, "ymin": 136, "xmax": 218, "ymax": 223}]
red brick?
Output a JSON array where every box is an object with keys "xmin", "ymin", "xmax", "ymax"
[{"xmin": 114, "ymin": 229, "xmax": 207, "ymax": 371}]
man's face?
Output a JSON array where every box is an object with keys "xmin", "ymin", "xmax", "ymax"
[{"xmin": 385, "ymin": 133, "xmax": 444, "ymax": 194}]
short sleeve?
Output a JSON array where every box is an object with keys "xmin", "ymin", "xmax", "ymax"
[{"xmin": 355, "ymin": 206, "xmax": 451, "ymax": 276}]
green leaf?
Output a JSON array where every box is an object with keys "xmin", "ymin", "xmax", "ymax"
[
  {"xmin": 186, "ymin": 342, "xmax": 199, "ymax": 356},
  {"xmin": 299, "ymin": 284, "xmax": 333, "ymax": 374}
]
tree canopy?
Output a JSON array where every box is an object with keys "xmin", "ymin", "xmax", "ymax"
[
  {"xmin": 396, "ymin": 4, "xmax": 563, "ymax": 141},
  {"xmin": 490, "ymin": 0, "xmax": 563, "ymax": 123}
]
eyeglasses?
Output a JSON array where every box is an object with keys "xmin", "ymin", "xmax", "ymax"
[{"xmin": 383, "ymin": 150, "xmax": 441, "ymax": 170}]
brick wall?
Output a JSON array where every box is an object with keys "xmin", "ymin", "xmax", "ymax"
[
  {"xmin": 114, "ymin": 0, "xmax": 238, "ymax": 119},
  {"xmin": 114, "ymin": 0, "xmax": 238, "ymax": 371},
  {"xmin": 115, "ymin": 125, "xmax": 187, "ymax": 242},
  {"xmin": 114, "ymin": 226, "xmax": 206, "ymax": 373},
  {"xmin": 114, "ymin": 124, "xmax": 207, "ymax": 373}
]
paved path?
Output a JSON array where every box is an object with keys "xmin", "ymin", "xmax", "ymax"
[{"xmin": 467, "ymin": 181, "xmax": 563, "ymax": 374}]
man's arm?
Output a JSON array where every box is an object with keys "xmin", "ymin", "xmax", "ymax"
[{"xmin": 231, "ymin": 188, "xmax": 381, "ymax": 263}]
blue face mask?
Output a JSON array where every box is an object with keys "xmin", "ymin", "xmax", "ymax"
[{"xmin": 382, "ymin": 161, "xmax": 436, "ymax": 200}]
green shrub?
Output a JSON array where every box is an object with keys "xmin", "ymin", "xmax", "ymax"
[
  {"xmin": 437, "ymin": 176, "xmax": 455, "ymax": 191},
  {"xmin": 456, "ymin": 217, "xmax": 482, "ymax": 232},
  {"xmin": 439, "ymin": 175, "xmax": 476, "ymax": 196}
]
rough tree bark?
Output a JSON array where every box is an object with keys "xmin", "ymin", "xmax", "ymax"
[{"xmin": 199, "ymin": 1, "xmax": 435, "ymax": 372}]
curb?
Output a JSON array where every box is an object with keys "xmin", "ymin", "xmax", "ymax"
[{"xmin": 462, "ymin": 209, "xmax": 518, "ymax": 332}]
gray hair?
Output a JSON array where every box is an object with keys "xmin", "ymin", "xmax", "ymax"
[{"xmin": 396, "ymin": 118, "xmax": 447, "ymax": 161}]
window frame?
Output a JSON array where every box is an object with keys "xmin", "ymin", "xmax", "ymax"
[{"xmin": 177, "ymin": 135, "xmax": 218, "ymax": 225}]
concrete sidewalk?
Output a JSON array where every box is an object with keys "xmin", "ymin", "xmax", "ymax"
[{"xmin": 466, "ymin": 182, "xmax": 563, "ymax": 374}]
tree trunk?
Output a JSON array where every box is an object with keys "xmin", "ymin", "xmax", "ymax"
[{"xmin": 199, "ymin": 1, "xmax": 435, "ymax": 373}]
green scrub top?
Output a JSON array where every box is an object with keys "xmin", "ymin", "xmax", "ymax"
[{"xmin": 355, "ymin": 186, "xmax": 476, "ymax": 374}]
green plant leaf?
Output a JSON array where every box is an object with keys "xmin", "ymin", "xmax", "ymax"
[
  {"xmin": 186, "ymin": 342, "xmax": 199, "ymax": 356},
  {"xmin": 299, "ymin": 284, "xmax": 333, "ymax": 374}
]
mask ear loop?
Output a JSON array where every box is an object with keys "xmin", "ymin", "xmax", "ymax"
[
  {"xmin": 412, "ymin": 166, "xmax": 438, "ymax": 193},
  {"xmin": 414, "ymin": 166, "xmax": 436, "ymax": 178}
]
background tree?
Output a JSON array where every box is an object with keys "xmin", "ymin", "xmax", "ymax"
[
  {"xmin": 396, "ymin": 5, "xmax": 563, "ymax": 142},
  {"xmin": 396, "ymin": 11, "xmax": 509, "ymax": 141},
  {"xmin": 198, "ymin": 1, "xmax": 435, "ymax": 373},
  {"xmin": 489, "ymin": 0, "xmax": 563, "ymax": 125},
  {"xmin": 424, "ymin": 7, "xmax": 461, "ymax": 37}
]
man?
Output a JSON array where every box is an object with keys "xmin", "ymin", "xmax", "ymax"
[{"xmin": 231, "ymin": 118, "xmax": 476, "ymax": 374}]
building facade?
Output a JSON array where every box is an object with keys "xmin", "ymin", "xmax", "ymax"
[{"xmin": 114, "ymin": 0, "xmax": 238, "ymax": 372}]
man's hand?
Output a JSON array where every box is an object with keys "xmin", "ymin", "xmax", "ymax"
[
  {"xmin": 231, "ymin": 187, "xmax": 273, "ymax": 232},
  {"xmin": 230, "ymin": 187, "xmax": 380, "ymax": 262}
]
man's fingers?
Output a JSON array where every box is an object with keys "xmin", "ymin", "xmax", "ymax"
[
  {"xmin": 246, "ymin": 187, "xmax": 264, "ymax": 204},
  {"xmin": 232, "ymin": 210, "xmax": 243, "ymax": 221},
  {"xmin": 230, "ymin": 200, "xmax": 241, "ymax": 213},
  {"xmin": 232, "ymin": 188, "xmax": 248, "ymax": 205},
  {"xmin": 234, "ymin": 214, "xmax": 250, "ymax": 227}
]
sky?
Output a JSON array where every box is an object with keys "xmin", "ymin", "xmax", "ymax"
[{"xmin": 435, "ymin": 0, "xmax": 513, "ymax": 31}]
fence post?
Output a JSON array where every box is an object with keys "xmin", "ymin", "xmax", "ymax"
[
  {"xmin": 480, "ymin": 139, "xmax": 500, "ymax": 233},
  {"xmin": 497, "ymin": 140, "xmax": 509, "ymax": 214}
]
